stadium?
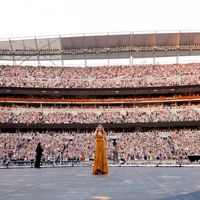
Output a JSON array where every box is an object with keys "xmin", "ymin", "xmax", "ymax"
[
  {"xmin": 1, "ymin": 1, "xmax": 200, "ymax": 199},
  {"xmin": 1, "ymin": 31, "xmax": 200, "ymax": 164},
  {"xmin": 1, "ymin": 31, "xmax": 200, "ymax": 199}
]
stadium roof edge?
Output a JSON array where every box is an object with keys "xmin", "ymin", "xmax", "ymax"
[
  {"xmin": 1, "ymin": 29, "xmax": 200, "ymax": 40},
  {"xmin": 1, "ymin": 30, "xmax": 200, "ymax": 62}
]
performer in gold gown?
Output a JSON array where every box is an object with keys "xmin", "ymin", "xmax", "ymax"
[{"xmin": 93, "ymin": 125, "xmax": 108, "ymax": 175}]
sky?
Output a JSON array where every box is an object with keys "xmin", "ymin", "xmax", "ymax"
[
  {"xmin": 1, "ymin": 0, "xmax": 200, "ymax": 39},
  {"xmin": 1, "ymin": 0, "xmax": 200, "ymax": 66}
]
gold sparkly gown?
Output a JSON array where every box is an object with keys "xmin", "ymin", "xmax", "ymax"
[{"xmin": 93, "ymin": 132, "xmax": 108, "ymax": 175}]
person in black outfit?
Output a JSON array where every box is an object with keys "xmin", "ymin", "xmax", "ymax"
[{"xmin": 34, "ymin": 142, "xmax": 44, "ymax": 168}]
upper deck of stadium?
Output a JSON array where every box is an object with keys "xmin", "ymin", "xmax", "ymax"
[{"xmin": 1, "ymin": 30, "xmax": 200, "ymax": 63}]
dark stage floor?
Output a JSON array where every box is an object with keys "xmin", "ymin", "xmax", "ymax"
[{"xmin": 0, "ymin": 166, "xmax": 200, "ymax": 200}]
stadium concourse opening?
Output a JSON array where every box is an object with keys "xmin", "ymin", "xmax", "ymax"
[{"xmin": 1, "ymin": 31, "xmax": 200, "ymax": 169}]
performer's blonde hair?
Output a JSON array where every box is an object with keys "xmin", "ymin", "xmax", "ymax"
[{"xmin": 96, "ymin": 124, "xmax": 106, "ymax": 135}]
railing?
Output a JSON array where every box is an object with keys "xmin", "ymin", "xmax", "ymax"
[
  {"xmin": 1, "ymin": 95, "xmax": 200, "ymax": 104},
  {"xmin": 0, "ymin": 159, "xmax": 199, "ymax": 169},
  {"xmin": 0, "ymin": 159, "xmax": 90, "ymax": 168}
]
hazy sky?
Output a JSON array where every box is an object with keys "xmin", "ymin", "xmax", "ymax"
[{"xmin": 1, "ymin": 0, "xmax": 200, "ymax": 39}]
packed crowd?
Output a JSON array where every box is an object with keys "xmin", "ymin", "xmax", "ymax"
[
  {"xmin": 0, "ymin": 128, "xmax": 200, "ymax": 164},
  {"xmin": 0, "ymin": 104, "xmax": 200, "ymax": 124},
  {"xmin": 0, "ymin": 63, "xmax": 200, "ymax": 88}
]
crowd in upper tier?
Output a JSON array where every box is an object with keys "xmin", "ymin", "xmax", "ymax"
[
  {"xmin": 0, "ymin": 63, "xmax": 200, "ymax": 88},
  {"xmin": 0, "ymin": 104, "xmax": 200, "ymax": 124}
]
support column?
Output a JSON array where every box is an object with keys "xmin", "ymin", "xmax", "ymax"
[
  {"xmin": 61, "ymin": 59, "xmax": 64, "ymax": 67},
  {"xmin": 153, "ymin": 51, "xmax": 156, "ymax": 65},
  {"xmin": 12, "ymin": 56, "xmax": 16, "ymax": 66},
  {"xmin": 107, "ymin": 51, "xmax": 110, "ymax": 66},
  {"xmin": 84, "ymin": 54, "xmax": 87, "ymax": 67},
  {"xmin": 176, "ymin": 51, "xmax": 179, "ymax": 64},
  {"xmin": 176, "ymin": 31, "xmax": 180, "ymax": 64},
  {"xmin": 37, "ymin": 55, "xmax": 40, "ymax": 66},
  {"xmin": 129, "ymin": 32, "xmax": 133, "ymax": 65},
  {"xmin": 129, "ymin": 53, "xmax": 133, "ymax": 65},
  {"xmin": 35, "ymin": 37, "xmax": 40, "ymax": 66},
  {"xmin": 59, "ymin": 36, "xmax": 64, "ymax": 67}
]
